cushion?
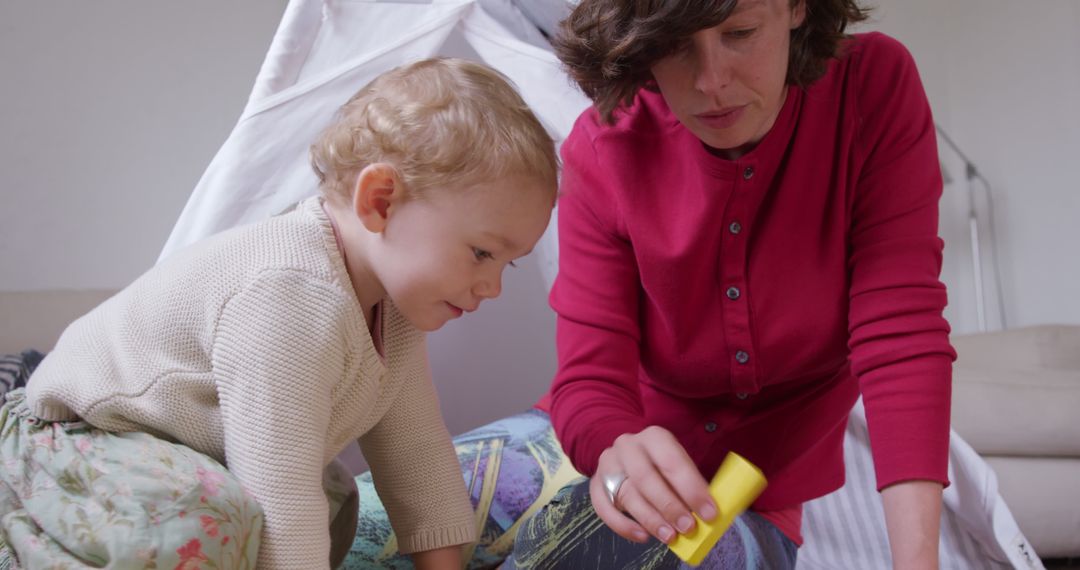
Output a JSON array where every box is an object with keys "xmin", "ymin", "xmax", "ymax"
[
  {"xmin": 985, "ymin": 456, "xmax": 1080, "ymax": 558},
  {"xmin": 951, "ymin": 325, "xmax": 1080, "ymax": 457}
]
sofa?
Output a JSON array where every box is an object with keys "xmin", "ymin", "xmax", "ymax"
[
  {"xmin": 2, "ymin": 290, "xmax": 1078, "ymax": 562},
  {"xmin": 951, "ymin": 325, "xmax": 1080, "ymax": 559}
]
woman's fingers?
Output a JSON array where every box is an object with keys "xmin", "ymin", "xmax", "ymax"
[
  {"xmin": 640, "ymin": 427, "xmax": 719, "ymax": 523},
  {"xmin": 589, "ymin": 471, "xmax": 650, "ymax": 543},
  {"xmin": 614, "ymin": 440, "xmax": 692, "ymax": 541},
  {"xmin": 600, "ymin": 426, "xmax": 719, "ymax": 543},
  {"xmin": 614, "ymin": 477, "xmax": 684, "ymax": 543}
]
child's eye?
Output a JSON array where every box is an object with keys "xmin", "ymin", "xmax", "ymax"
[{"xmin": 472, "ymin": 247, "xmax": 494, "ymax": 262}]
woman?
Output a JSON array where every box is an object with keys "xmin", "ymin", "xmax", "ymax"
[{"xmin": 348, "ymin": 0, "xmax": 953, "ymax": 568}]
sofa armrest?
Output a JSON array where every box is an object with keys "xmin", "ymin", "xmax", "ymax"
[
  {"xmin": 951, "ymin": 325, "xmax": 1080, "ymax": 457},
  {"xmin": 0, "ymin": 289, "xmax": 115, "ymax": 354}
]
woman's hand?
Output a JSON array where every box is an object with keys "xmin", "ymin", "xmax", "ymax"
[{"xmin": 589, "ymin": 426, "xmax": 719, "ymax": 544}]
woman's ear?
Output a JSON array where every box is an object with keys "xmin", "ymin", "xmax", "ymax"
[
  {"xmin": 351, "ymin": 163, "xmax": 404, "ymax": 233},
  {"xmin": 790, "ymin": 0, "xmax": 807, "ymax": 29}
]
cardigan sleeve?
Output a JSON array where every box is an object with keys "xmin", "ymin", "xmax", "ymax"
[
  {"xmin": 213, "ymin": 269, "xmax": 350, "ymax": 569},
  {"xmin": 848, "ymin": 33, "xmax": 957, "ymax": 490},
  {"xmin": 357, "ymin": 337, "xmax": 476, "ymax": 554},
  {"xmin": 547, "ymin": 116, "xmax": 651, "ymax": 477}
]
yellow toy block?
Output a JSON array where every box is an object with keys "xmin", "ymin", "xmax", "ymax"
[{"xmin": 668, "ymin": 452, "xmax": 768, "ymax": 566}]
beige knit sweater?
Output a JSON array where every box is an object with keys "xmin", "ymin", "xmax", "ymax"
[{"xmin": 26, "ymin": 197, "xmax": 476, "ymax": 568}]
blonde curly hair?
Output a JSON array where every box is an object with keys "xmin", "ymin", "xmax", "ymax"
[{"xmin": 311, "ymin": 58, "xmax": 558, "ymax": 203}]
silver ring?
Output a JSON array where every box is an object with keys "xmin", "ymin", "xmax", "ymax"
[{"xmin": 602, "ymin": 472, "xmax": 628, "ymax": 506}]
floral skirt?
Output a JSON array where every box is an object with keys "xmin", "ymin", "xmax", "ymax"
[{"xmin": 0, "ymin": 388, "xmax": 356, "ymax": 569}]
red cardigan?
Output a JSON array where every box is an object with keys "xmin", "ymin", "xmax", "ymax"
[{"xmin": 537, "ymin": 32, "xmax": 955, "ymax": 540}]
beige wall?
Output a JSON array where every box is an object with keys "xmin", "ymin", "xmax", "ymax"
[
  {"xmin": 0, "ymin": 1, "xmax": 287, "ymax": 291},
  {"xmin": 0, "ymin": 290, "xmax": 113, "ymax": 354},
  {"xmin": 1, "ymin": 2, "xmax": 1077, "ymax": 439},
  {"xmin": 856, "ymin": 1, "xmax": 1080, "ymax": 333}
]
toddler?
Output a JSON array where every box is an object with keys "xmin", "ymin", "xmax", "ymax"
[{"xmin": 0, "ymin": 58, "xmax": 557, "ymax": 570}]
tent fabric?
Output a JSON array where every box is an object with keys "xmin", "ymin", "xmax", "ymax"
[
  {"xmin": 159, "ymin": 0, "xmax": 589, "ymax": 266},
  {"xmin": 160, "ymin": 2, "xmax": 1038, "ymax": 568}
]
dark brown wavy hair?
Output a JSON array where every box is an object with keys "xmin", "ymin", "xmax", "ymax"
[{"xmin": 552, "ymin": 0, "xmax": 871, "ymax": 123}]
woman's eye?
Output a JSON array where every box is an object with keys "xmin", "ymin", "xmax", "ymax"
[
  {"xmin": 472, "ymin": 247, "xmax": 494, "ymax": 261},
  {"xmin": 725, "ymin": 28, "xmax": 757, "ymax": 40},
  {"xmin": 666, "ymin": 39, "xmax": 692, "ymax": 58}
]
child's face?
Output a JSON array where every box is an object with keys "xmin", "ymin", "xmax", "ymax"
[{"xmin": 376, "ymin": 177, "xmax": 553, "ymax": 332}]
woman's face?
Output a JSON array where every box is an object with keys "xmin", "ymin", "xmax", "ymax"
[{"xmin": 650, "ymin": 0, "xmax": 806, "ymax": 158}]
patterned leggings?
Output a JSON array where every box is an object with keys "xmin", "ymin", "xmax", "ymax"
[
  {"xmin": 0, "ymin": 388, "xmax": 356, "ymax": 570},
  {"xmin": 344, "ymin": 410, "xmax": 796, "ymax": 569}
]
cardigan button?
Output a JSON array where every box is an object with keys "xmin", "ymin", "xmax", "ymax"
[
  {"xmin": 743, "ymin": 166, "xmax": 755, "ymax": 180},
  {"xmin": 726, "ymin": 286, "xmax": 741, "ymax": 300},
  {"xmin": 729, "ymin": 221, "xmax": 742, "ymax": 234},
  {"xmin": 735, "ymin": 350, "xmax": 750, "ymax": 364},
  {"xmin": 704, "ymin": 421, "xmax": 718, "ymax": 433}
]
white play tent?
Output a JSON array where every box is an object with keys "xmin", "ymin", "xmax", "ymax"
[
  {"xmin": 159, "ymin": 1, "xmax": 1040, "ymax": 568},
  {"xmin": 160, "ymin": 0, "xmax": 588, "ymax": 280},
  {"xmin": 159, "ymin": 0, "xmax": 589, "ymax": 464}
]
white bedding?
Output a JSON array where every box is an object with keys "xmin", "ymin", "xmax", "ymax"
[{"xmin": 800, "ymin": 400, "xmax": 1041, "ymax": 569}]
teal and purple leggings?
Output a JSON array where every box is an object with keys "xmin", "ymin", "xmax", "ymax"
[{"xmin": 345, "ymin": 410, "xmax": 796, "ymax": 569}]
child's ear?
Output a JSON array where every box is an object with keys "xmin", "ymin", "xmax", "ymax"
[{"xmin": 352, "ymin": 163, "xmax": 404, "ymax": 233}]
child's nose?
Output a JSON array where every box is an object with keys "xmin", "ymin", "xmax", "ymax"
[{"xmin": 474, "ymin": 270, "xmax": 503, "ymax": 300}]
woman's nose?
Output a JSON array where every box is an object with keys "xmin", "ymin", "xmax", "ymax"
[{"xmin": 692, "ymin": 37, "xmax": 732, "ymax": 94}]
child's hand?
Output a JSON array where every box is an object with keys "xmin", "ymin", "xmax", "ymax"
[
  {"xmin": 589, "ymin": 426, "xmax": 719, "ymax": 545},
  {"xmin": 411, "ymin": 544, "xmax": 463, "ymax": 570}
]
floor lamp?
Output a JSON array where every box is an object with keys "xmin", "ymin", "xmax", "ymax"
[{"xmin": 936, "ymin": 124, "xmax": 1008, "ymax": 332}]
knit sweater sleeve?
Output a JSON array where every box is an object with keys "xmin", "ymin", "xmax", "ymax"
[
  {"xmin": 212, "ymin": 269, "xmax": 350, "ymax": 570},
  {"xmin": 848, "ymin": 34, "xmax": 957, "ymax": 490},
  {"xmin": 547, "ymin": 117, "xmax": 651, "ymax": 477},
  {"xmin": 358, "ymin": 339, "xmax": 476, "ymax": 554}
]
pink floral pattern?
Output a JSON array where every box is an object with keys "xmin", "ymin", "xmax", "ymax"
[
  {"xmin": 175, "ymin": 538, "xmax": 209, "ymax": 569},
  {"xmin": 200, "ymin": 515, "xmax": 220, "ymax": 538},
  {"xmin": 196, "ymin": 466, "xmax": 226, "ymax": 497},
  {"xmin": 0, "ymin": 390, "xmax": 262, "ymax": 569}
]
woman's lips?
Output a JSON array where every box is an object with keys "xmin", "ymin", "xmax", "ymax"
[{"xmin": 695, "ymin": 105, "xmax": 746, "ymax": 129}]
